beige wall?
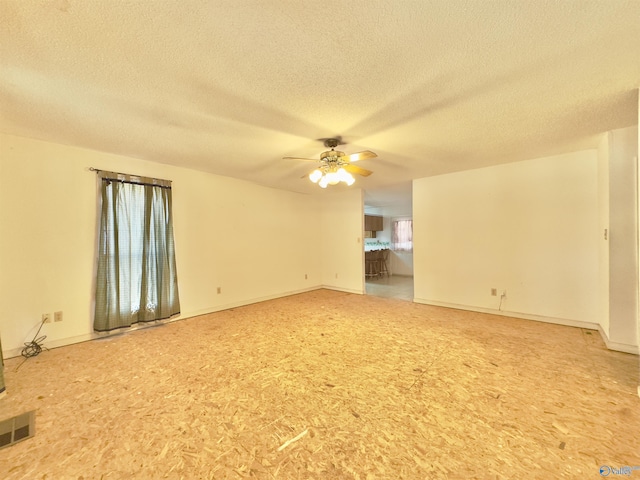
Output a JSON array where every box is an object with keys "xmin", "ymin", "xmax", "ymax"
[
  {"xmin": 607, "ymin": 126, "xmax": 639, "ymax": 351},
  {"xmin": 320, "ymin": 189, "xmax": 365, "ymax": 293},
  {"xmin": 413, "ymin": 150, "xmax": 602, "ymax": 329},
  {"xmin": 596, "ymin": 125, "xmax": 639, "ymax": 354},
  {"xmin": 0, "ymin": 133, "xmax": 324, "ymax": 356},
  {"xmin": 598, "ymin": 133, "xmax": 611, "ymax": 338}
]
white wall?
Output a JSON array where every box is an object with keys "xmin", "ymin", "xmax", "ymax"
[
  {"xmin": 413, "ymin": 150, "xmax": 601, "ymax": 329},
  {"xmin": 597, "ymin": 133, "xmax": 611, "ymax": 338},
  {"xmin": 607, "ymin": 126, "xmax": 638, "ymax": 351},
  {"xmin": 0, "ymin": 133, "xmax": 323, "ymax": 356},
  {"xmin": 320, "ymin": 189, "xmax": 365, "ymax": 294},
  {"xmin": 637, "ymin": 90, "xmax": 640, "ymax": 397},
  {"xmin": 390, "ymin": 251, "xmax": 414, "ymax": 276}
]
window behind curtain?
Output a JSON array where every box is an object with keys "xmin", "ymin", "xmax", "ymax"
[
  {"xmin": 392, "ymin": 219, "xmax": 413, "ymax": 251},
  {"xmin": 94, "ymin": 171, "xmax": 180, "ymax": 332}
]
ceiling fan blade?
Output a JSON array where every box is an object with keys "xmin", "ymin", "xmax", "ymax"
[
  {"xmin": 343, "ymin": 164, "xmax": 373, "ymax": 177},
  {"xmin": 283, "ymin": 156, "xmax": 318, "ymax": 161},
  {"xmin": 345, "ymin": 150, "xmax": 377, "ymax": 162}
]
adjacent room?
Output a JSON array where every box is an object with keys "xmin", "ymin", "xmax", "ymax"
[
  {"xmin": 364, "ymin": 183, "xmax": 414, "ymax": 301},
  {"xmin": 0, "ymin": 1, "xmax": 639, "ymax": 478}
]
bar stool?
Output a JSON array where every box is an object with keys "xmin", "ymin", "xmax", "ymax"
[
  {"xmin": 377, "ymin": 249, "xmax": 389, "ymax": 277},
  {"xmin": 365, "ymin": 250, "xmax": 379, "ymax": 278}
]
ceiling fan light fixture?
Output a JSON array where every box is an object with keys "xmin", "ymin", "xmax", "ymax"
[
  {"xmin": 290, "ymin": 137, "xmax": 375, "ymax": 188},
  {"xmin": 337, "ymin": 167, "xmax": 354, "ymax": 184},
  {"xmin": 309, "ymin": 167, "xmax": 356, "ymax": 188},
  {"xmin": 326, "ymin": 171, "xmax": 340, "ymax": 185},
  {"xmin": 309, "ymin": 169, "xmax": 323, "ymax": 183}
]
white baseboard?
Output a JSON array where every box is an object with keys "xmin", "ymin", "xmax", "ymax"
[
  {"xmin": 413, "ymin": 297, "xmax": 601, "ymax": 331},
  {"xmin": 597, "ymin": 325, "xmax": 640, "ymax": 355},
  {"xmin": 2, "ymin": 285, "xmax": 326, "ymax": 359},
  {"xmin": 6, "ymin": 289, "xmax": 635, "ymax": 359},
  {"xmin": 180, "ymin": 285, "xmax": 323, "ymax": 319},
  {"xmin": 3, "ymin": 331, "xmax": 99, "ymax": 360},
  {"xmin": 415, "ymin": 297, "xmax": 639, "ymax": 355},
  {"xmin": 321, "ymin": 285, "xmax": 364, "ymax": 295}
]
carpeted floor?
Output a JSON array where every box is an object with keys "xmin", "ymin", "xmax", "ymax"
[{"xmin": 0, "ymin": 289, "xmax": 638, "ymax": 479}]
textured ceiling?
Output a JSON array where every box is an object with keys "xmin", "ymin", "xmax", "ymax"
[{"xmin": 1, "ymin": 1, "xmax": 639, "ymax": 205}]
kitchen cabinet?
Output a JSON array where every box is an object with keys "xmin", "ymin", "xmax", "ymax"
[{"xmin": 364, "ymin": 215, "xmax": 383, "ymax": 232}]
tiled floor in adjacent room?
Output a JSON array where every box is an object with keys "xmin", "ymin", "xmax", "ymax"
[{"xmin": 365, "ymin": 274, "xmax": 413, "ymax": 301}]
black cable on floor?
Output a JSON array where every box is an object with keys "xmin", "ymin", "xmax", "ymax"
[{"xmin": 16, "ymin": 318, "xmax": 48, "ymax": 371}]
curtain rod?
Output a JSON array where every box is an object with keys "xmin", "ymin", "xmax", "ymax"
[{"xmin": 88, "ymin": 167, "xmax": 172, "ymax": 186}]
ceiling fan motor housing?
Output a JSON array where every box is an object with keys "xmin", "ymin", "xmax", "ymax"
[{"xmin": 323, "ymin": 138, "xmax": 340, "ymax": 149}]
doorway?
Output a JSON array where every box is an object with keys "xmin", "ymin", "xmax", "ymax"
[{"xmin": 363, "ymin": 183, "xmax": 413, "ymax": 301}]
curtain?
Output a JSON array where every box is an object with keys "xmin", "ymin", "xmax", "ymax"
[
  {"xmin": 94, "ymin": 172, "xmax": 180, "ymax": 332},
  {"xmin": 392, "ymin": 219, "xmax": 413, "ymax": 251},
  {"xmin": 0, "ymin": 334, "xmax": 5, "ymax": 398}
]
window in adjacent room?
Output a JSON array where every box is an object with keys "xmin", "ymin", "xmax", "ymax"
[
  {"xmin": 94, "ymin": 170, "xmax": 180, "ymax": 332},
  {"xmin": 392, "ymin": 219, "xmax": 413, "ymax": 251}
]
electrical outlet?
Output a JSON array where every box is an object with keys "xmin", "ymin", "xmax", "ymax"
[
  {"xmin": 54, "ymin": 311, "xmax": 63, "ymax": 322},
  {"xmin": 491, "ymin": 288, "xmax": 497, "ymax": 296},
  {"xmin": 217, "ymin": 287, "xmax": 221, "ymax": 294},
  {"xmin": 42, "ymin": 313, "xmax": 51, "ymax": 324},
  {"xmin": 305, "ymin": 274, "xmax": 308, "ymax": 280},
  {"xmin": 335, "ymin": 273, "xmax": 338, "ymax": 279}
]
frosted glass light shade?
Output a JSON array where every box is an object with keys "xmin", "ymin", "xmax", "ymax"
[{"xmin": 309, "ymin": 169, "xmax": 322, "ymax": 183}]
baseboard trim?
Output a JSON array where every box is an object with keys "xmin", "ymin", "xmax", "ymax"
[
  {"xmin": 413, "ymin": 297, "xmax": 600, "ymax": 330},
  {"xmin": 321, "ymin": 285, "xmax": 364, "ymax": 295},
  {"xmin": 597, "ymin": 325, "xmax": 640, "ymax": 355},
  {"xmin": 180, "ymin": 285, "xmax": 324, "ymax": 319},
  {"xmin": 7, "ymin": 289, "xmax": 635, "ymax": 359},
  {"xmin": 2, "ymin": 285, "xmax": 326, "ymax": 359},
  {"xmin": 414, "ymin": 297, "xmax": 639, "ymax": 355},
  {"xmin": 3, "ymin": 332, "xmax": 99, "ymax": 359}
]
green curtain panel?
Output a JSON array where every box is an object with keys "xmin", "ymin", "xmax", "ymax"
[
  {"xmin": 94, "ymin": 173, "xmax": 180, "ymax": 332},
  {"xmin": 0, "ymin": 334, "xmax": 5, "ymax": 398}
]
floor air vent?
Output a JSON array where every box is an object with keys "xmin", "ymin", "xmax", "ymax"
[{"xmin": 0, "ymin": 411, "xmax": 35, "ymax": 450}]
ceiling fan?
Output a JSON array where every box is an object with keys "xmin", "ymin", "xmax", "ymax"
[{"xmin": 283, "ymin": 138, "xmax": 377, "ymax": 188}]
